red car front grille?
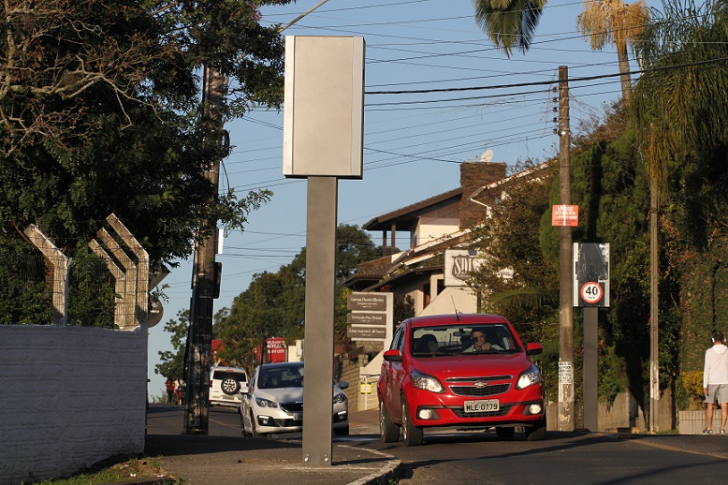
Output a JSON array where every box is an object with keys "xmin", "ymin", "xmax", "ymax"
[{"xmin": 449, "ymin": 383, "xmax": 510, "ymax": 397}]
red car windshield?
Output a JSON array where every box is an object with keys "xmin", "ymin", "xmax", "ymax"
[{"xmin": 410, "ymin": 324, "xmax": 520, "ymax": 356}]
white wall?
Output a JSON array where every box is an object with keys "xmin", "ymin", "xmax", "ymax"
[{"xmin": 0, "ymin": 325, "xmax": 147, "ymax": 485}]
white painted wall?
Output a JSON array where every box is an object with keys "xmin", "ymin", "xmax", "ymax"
[{"xmin": 0, "ymin": 324, "xmax": 147, "ymax": 485}]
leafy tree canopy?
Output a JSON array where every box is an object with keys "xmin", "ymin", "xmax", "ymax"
[{"xmin": 0, "ymin": 0, "xmax": 293, "ymax": 267}]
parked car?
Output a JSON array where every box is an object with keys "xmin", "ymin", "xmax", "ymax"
[
  {"xmin": 240, "ymin": 361, "xmax": 349, "ymax": 437},
  {"xmin": 378, "ymin": 313, "xmax": 546, "ymax": 446},
  {"xmin": 209, "ymin": 366, "xmax": 249, "ymax": 408}
]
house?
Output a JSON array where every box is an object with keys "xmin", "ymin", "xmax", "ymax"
[{"xmin": 346, "ymin": 158, "xmax": 553, "ymax": 319}]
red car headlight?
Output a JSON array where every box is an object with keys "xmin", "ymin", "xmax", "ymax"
[
  {"xmin": 410, "ymin": 369, "xmax": 445, "ymax": 393},
  {"xmin": 516, "ymin": 364, "xmax": 542, "ymax": 390}
]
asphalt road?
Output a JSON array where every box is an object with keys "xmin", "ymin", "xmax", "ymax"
[{"xmin": 149, "ymin": 405, "xmax": 728, "ymax": 484}]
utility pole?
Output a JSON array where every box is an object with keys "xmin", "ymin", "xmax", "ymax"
[
  {"xmin": 557, "ymin": 65, "xmax": 575, "ymax": 432},
  {"xmin": 184, "ymin": 65, "xmax": 227, "ymax": 434},
  {"xmin": 649, "ymin": 169, "xmax": 659, "ymax": 433}
]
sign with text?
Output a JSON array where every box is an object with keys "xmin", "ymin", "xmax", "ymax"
[
  {"xmin": 347, "ymin": 292, "xmax": 393, "ymax": 344},
  {"xmin": 552, "ymin": 204, "xmax": 579, "ymax": 227},
  {"xmin": 347, "ymin": 326, "xmax": 387, "ymax": 340},
  {"xmin": 347, "ymin": 293, "xmax": 387, "ymax": 311},
  {"xmin": 347, "ymin": 312, "xmax": 387, "ymax": 325},
  {"xmin": 444, "ymin": 249, "xmax": 482, "ymax": 287},
  {"xmin": 573, "ymin": 243, "xmax": 610, "ymax": 307}
]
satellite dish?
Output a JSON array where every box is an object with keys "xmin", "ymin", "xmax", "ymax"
[{"xmin": 480, "ymin": 150, "xmax": 494, "ymax": 162}]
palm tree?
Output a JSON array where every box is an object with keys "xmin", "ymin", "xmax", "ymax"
[
  {"xmin": 473, "ymin": 0, "xmax": 649, "ymax": 102},
  {"xmin": 472, "ymin": 0, "xmax": 548, "ymax": 57},
  {"xmin": 577, "ymin": 0, "xmax": 650, "ymax": 103}
]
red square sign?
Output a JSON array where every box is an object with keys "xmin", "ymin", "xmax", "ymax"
[{"xmin": 552, "ymin": 204, "xmax": 579, "ymax": 227}]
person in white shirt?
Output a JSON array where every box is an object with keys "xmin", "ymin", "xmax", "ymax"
[
  {"xmin": 464, "ymin": 328, "xmax": 503, "ymax": 352},
  {"xmin": 703, "ymin": 331, "xmax": 728, "ymax": 434}
]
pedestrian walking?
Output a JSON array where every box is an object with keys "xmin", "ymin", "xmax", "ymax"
[
  {"xmin": 165, "ymin": 377, "xmax": 175, "ymax": 403},
  {"xmin": 703, "ymin": 330, "xmax": 728, "ymax": 434},
  {"xmin": 174, "ymin": 378, "xmax": 184, "ymax": 405}
]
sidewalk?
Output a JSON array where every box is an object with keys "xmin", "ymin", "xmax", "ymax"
[{"xmin": 144, "ymin": 409, "xmax": 400, "ymax": 485}]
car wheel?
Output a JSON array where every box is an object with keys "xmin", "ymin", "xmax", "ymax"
[
  {"xmin": 222, "ymin": 377, "xmax": 240, "ymax": 395},
  {"xmin": 401, "ymin": 399, "xmax": 423, "ymax": 446},
  {"xmin": 495, "ymin": 427, "xmax": 515, "ymax": 439},
  {"xmin": 525, "ymin": 419, "xmax": 547, "ymax": 441},
  {"xmin": 380, "ymin": 403, "xmax": 400, "ymax": 443},
  {"xmin": 334, "ymin": 426, "xmax": 350, "ymax": 436}
]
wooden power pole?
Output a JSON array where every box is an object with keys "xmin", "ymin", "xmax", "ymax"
[
  {"xmin": 184, "ymin": 65, "xmax": 227, "ymax": 434},
  {"xmin": 557, "ymin": 65, "xmax": 575, "ymax": 431}
]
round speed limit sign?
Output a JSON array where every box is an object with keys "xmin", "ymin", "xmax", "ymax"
[{"xmin": 580, "ymin": 282, "xmax": 603, "ymax": 304}]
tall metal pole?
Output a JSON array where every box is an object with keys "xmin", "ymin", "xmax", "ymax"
[
  {"xmin": 184, "ymin": 65, "xmax": 227, "ymax": 434},
  {"xmin": 557, "ymin": 65, "xmax": 575, "ymax": 431}
]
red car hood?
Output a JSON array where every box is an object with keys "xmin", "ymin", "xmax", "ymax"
[{"xmin": 411, "ymin": 353, "xmax": 532, "ymax": 379}]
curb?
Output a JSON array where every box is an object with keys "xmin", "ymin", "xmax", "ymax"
[{"xmin": 339, "ymin": 445, "xmax": 402, "ymax": 485}]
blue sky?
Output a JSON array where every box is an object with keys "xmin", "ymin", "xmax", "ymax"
[{"xmin": 147, "ymin": 0, "xmax": 661, "ymax": 397}]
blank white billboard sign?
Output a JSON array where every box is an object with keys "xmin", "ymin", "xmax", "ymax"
[{"xmin": 283, "ymin": 36, "xmax": 365, "ymax": 179}]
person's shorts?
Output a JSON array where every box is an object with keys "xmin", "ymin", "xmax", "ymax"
[{"xmin": 705, "ymin": 384, "xmax": 728, "ymax": 404}]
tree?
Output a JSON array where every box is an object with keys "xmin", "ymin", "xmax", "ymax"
[
  {"xmin": 472, "ymin": 0, "xmax": 547, "ymax": 57},
  {"xmin": 577, "ymin": 0, "xmax": 650, "ymax": 103},
  {"xmin": 157, "ymin": 307, "xmax": 229, "ymax": 378},
  {"xmin": 156, "ymin": 310, "xmax": 192, "ymax": 381},
  {"xmin": 0, "ymin": 0, "xmax": 292, "ymax": 322}
]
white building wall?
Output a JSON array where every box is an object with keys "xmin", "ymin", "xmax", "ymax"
[
  {"xmin": 418, "ymin": 286, "xmax": 478, "ymax": 316},
  {"xmin": 0, "ymin": 325, "xmax": 147, "ymax": 485},
  {"xmin": 413, "ymin": 221, "xmax": 459, "ymax": 247}
]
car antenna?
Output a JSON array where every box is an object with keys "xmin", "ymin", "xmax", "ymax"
[{"xmin": 452, "ymin": 296, "xmax": 460, "ymax": 321}]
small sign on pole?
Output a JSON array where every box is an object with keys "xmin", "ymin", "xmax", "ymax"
[
  {"xmin": 552, "ymin": 204, "xmax": 579, "ymax": 227},
  {"xmin": 573, "ymin": 243, "xmax": 610, "ymax": 307}
]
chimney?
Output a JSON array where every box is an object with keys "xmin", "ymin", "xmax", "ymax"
[{"xmin": 459, "ymin": 160, "xmax": 507, "ymax": 229}]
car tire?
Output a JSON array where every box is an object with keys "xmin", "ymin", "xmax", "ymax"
[
  {"xmin": 495, "ymin": 427, "xmax": 515, "ymax": 439},
  {"xmin": 525, "ymin": 419, "xmax": 547, "ymax": 441},
  {"xmin": 222, "ymin": 377, "xmax": 240, "ymax": 395},
  {"xmin": 334, "ymin": 426, "xmax": 350, "ymax": 436},
  {"xmin": 380, "ymin": 403, "xmax": 400, "ymax": 443},
  {"xmin": 401, "ymin": 399, "xmax": 423, "ymax": 446}
]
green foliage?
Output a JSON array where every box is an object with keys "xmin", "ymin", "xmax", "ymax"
[
  {"xmin": 0, "ymin": 0, "xmax": 290, "ymax": 323},
  {"xmin": 155, "ymin": 310, "xmax": 191, "ymax": 380},
  {"xmin": 472, "ymin": 0, "xmax": 547, "ymax": 57},
  {"xmin": 0, "ymin": 240, "xmax": 50, "ymax": 325}
]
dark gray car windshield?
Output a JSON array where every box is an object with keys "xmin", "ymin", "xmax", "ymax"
[
  {"xmin": 258, "ymin": 364, "xmax": 305, "ymax": 389},
  {"xmin": 411, "ymin": 324, "xmax": 520, "ymax": 356}
]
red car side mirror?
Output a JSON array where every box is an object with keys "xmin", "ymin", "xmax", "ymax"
[
  {"xmin": 526, "ymin": 343, "xmax": 543, "ymax": 356},
  {"xmin": 383, "ymin": 349, "xmax": 403, "ymax": 362}
]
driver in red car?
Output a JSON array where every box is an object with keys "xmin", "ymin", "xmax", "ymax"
[{"xmin": 465, "ymin": 328, "xmax": 503, "ymax": 352}]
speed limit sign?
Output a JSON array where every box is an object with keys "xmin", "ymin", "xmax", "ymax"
[
  {"xmin": 580, "ymin": 282, "xmax": 603, "ymax": 304},
  {"xmin": 574, "ymin": 243, "xmax": 609, "ymax": 307}
]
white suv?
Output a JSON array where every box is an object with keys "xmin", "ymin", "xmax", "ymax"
[{"xmin": 209, "ymin": 366, "xmax": 249, "ymax": 408}]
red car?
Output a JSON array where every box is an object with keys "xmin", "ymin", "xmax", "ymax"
[{"xmin": 378, "ymin": 313, "xmax": 546, "ymax": 446}]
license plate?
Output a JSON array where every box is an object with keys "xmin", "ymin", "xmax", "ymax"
[
  {"xmin": 293, "ymin": 413, "xmax": 303, "ymax": 421},
  {"xmin": 464, "ymin": 399, "xmax": 500, "ymax": 412},
  {"xmin": 222, "ymin": 395, "xmax": 234, "ymax": 400}
]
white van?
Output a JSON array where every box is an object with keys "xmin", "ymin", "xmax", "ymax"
[{"xmin": 209, "ymin": 366, "xmax": 249, "ymax": 408}]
